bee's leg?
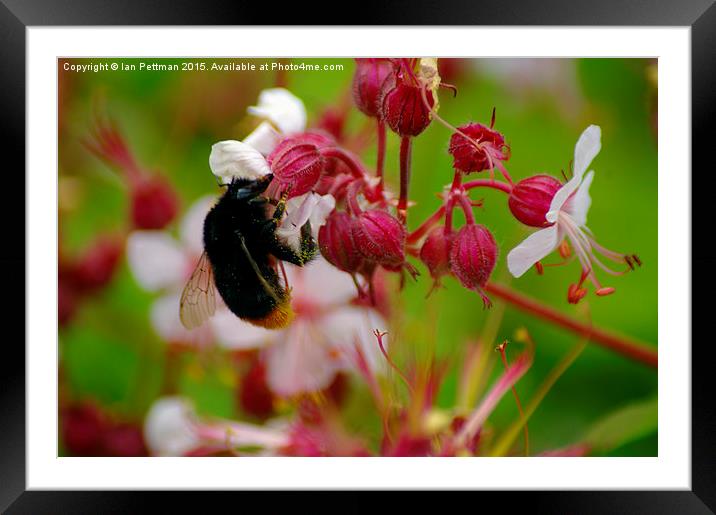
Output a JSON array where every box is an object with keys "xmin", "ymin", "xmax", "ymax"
[
  {"xmin": 259, "ymin": 190, "xmax": 289, "ymax": 236},
  {"xmin": 267, "ymin": 222, "xmax": 317, "ymax": 267}
]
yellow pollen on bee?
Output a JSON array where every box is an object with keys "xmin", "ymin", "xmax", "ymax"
[{"xmin": 245, "ymin": 298, "xmax": 294, "ymax": 329}]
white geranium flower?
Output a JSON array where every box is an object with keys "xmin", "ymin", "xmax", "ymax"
[
  {"xmin": 507, "ymin": 125, "xmax": 638, "ymax": 301},
  {"xmin": 247, "ymin": 88, "xmax": 307, "ymax": 135},
  {"xmin": 275, "ymin": 192, "xmax": 336, "ymax": 253},
  {"xmin": 209, "ymin": 88, "xmax": 307, "ymax": 185}
]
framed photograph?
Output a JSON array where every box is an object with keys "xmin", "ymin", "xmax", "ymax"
[{"xmin": 3, "ymin": 0, "xmax": 713, "ymax": 512}]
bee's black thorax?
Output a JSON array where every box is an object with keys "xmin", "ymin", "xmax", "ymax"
[{"xmin": 203, "ymin": 179, "xmax": 286, "ymax": 321}]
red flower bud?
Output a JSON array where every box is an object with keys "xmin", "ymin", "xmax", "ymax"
[
  {"xmin": 448, "ymin": 123, "xmax": 508, "ymax": 174},
  {"xmin": 61, "ymin": 403, "xmax": 108, "ymax": 456},
  {"xmin": 352, "ymin": 58, "xmax": 393, "ymax": 118},
  {"xmin": 239, "ymin": 358, "xmax": 274, "ymax": 419},
  {"xmin": 267, "ymin": 134, "xmax": 325, "ymax": 197},
  {"xmin": 449, "ymin": 224, "xmax": 497, "ymax": 307},
  {"xmin": 73, "ymin": 238, "xmax": 123, "ymax": 292},
  {"xmin": 351, "ymin": 210, "xmax": 407, "ymax": 267},
  {"xmin": 131, "ymin": 177, "xmax": 179, "ymax": 229},
  {"xmin": 508, "ymin": 174, "xmax": 562, "ymax": 227},
  {"xmin": 419, "ymin": 226, "xmax": 452, "ymax": 282},
  {"xmin": 319, "ymin": 211, "xmax": 365, "ymax": 274},
  {"xmin": 379, "ymin": 74, "xmax": 435, "ymax": 137},
  {"xmin": 103, "ymin": 423, "xmax": 148, "ymax": 457}
]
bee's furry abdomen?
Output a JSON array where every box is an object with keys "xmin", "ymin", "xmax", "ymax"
[{"xmin": 202, "ymin": 189, "xmax": 289, "ymax": 324}]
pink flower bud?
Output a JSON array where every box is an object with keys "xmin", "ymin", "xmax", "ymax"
[
  {"xmin": 61, "ymin": 403, "xmax": 108, "ymax": 456},
  {"xmin": 508, "ymin": 174, "xmax": 562, "ymax": 227},
  {"xmin": 131, "ymin": 177, "xmax": 179, "ymax": 229},
  {"xmin": 267, "ymin": 134, "xmax": 325, "ymax": 197},
  {"xmin": 449, "ymin": 224, "xmax": 497, "ymax": 307},
  {"xmin": 73, "ymin": 237, "xmax": 123, "ymax": 292},
  {"xmin": 379, "ymin": 73, "xmax": 435, "ymax": 137},
  {"xmin": 103, "ymin": 423, "xmax": 148, "ymax": 457},
  {"xmin": 351, "ymin": 209, "xmax": 407, "ymax": 267},
  {"xmin": 318, "ymin": 211, "xmax": 365, "ymax": 274},
  {"xmin": 352, "ymin": 58, "xmax": 393, "ymax": 118},
  {"xmin": 419, "ymin": 226, "xmax": 452, "ymax": 282},
  {"xmin": 448, "ymin": 123, "xmax": 508, "ymax": 173}
]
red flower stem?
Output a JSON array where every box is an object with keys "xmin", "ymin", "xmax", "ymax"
[
  {"xmin": 376, "ymin": 120, "xmax": 386, "ymax": 193},
  {"xmin": 485, "ymin": 282, "xmax": 658, "ymax": 368},
  {"xmin": 407, "ymin": 205, "xmax": 446, "ymax": 244},
  {"xmin": 320, "ymin": 147, "xmax": 367, "ymax": 179},
  {"xmin": 458, "ymin": 195, "xmax": 476, "ymax": 225},
  {"xmin": 397, "ymin": 136, "xmax": 412, "ymax": 224},
  {"xmin": 463, "ymin": 178, "xmax": 513, "ymax": 195},
  {"xmin": 444, "ymin": 171, "xmax": 463, "ymax": 233}
]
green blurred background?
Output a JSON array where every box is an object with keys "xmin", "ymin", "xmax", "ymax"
[{"xmin": 58, "ymin": 58, "xmax": 658, "ymax": 456}]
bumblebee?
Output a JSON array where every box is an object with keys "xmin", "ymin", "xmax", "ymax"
[{"xmin": 179, "ymin": 174, "xmax": 317, "ymax": 330}]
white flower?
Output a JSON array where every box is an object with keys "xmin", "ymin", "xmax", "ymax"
[
  {"xmin": 507, "ymin": 125, "xmax": 635, "ymax": 297},
  {"xmin": 247, "ymin": 88, "xmax": 307, "ymax": 135},
  {"xmin": 210, "ymin": 256, "xmax": 387, "ymax": 398},
  {"xmin": 144, "ymin": 396, "xmax": 289, "ymax": 456},
  {"xmin": 209, "ymin": 88, "xmax": 306, "ymax": 185},
  {"xmin": 144, "ymin": 396, "xmax": 200, "ymax": 457},
  {"xmin": 275, "ymin": 192, "xmax": 336, "ymax": 253}
]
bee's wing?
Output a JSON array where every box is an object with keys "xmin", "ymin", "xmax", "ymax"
[{"xmin": 179, "ymin": 251, "xmax": 217, "ymax": 330}]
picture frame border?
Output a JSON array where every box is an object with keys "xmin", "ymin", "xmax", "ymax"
[{"xmin": 3, "ymin": 0, "xmax": 713, "ymax": 511}]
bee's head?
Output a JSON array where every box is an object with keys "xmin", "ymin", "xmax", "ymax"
[{"xmin": 227, "ymin": 173, "xmax": 274, "ymax": 201}]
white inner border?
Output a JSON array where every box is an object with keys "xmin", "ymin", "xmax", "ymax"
[{"xmin": 28, "ymin": 27, "xmax": 690, "ymax": 490}]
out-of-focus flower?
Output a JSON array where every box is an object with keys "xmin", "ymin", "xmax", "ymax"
[
  {"xmin": 214, "ymin": 257, "xmax": 387, "ymax": 398},
  {"xmin": 126, "ymin": 195, "xmax": 216, "ymax": 347},
  {"xmin": 143, "ymin": 396, "xmax": 290, "ymax": 456},
  {"xmin": 506, "ymin": 125, "xmax": 639, "ymax": 303},
  {"xmin": 60, "ymin": 401, "xmax": 147, "ymax": 457},
  {"xmin": 84, "ymin": 118, "xmax": 179, "ymax": 230}
]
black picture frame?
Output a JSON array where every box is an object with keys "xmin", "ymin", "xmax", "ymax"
[{"xmin": 2, "ymin": 0, "xmax": 713, "ymax": 512}]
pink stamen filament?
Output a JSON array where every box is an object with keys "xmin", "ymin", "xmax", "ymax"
[{"xmin": 374, "ymin": 330, "xmax": 414, "ymax": 394}]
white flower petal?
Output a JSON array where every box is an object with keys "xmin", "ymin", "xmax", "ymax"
[
  {"xmin": 265, "ymin": 320, "xmax": 338, "ymax": 396},
  {"xmin": 209, "ymin": 140, "xmax": 272, "ymax": 184},
  {"xmin": 179, "ymin": 195, "xmax": 214, "ymax": 256},
  {"xmin": 507, "ymin": 225, "xmax": 562, "ymax": 278},
  {"xmin": 564, "ymin": 170, "xmax": 594, "ymax": 227},
  {"xmin": 126, "ymin": 231, "xmax": 187, "ymax": 292},
  {"xmin": 287, "ymin": 257, "xmax": 357, "ymax": 308},
  {"xmin": 275, "ymin": 193, "xmax": 335, "ymax": 254},
  {"xmin": 546, "ymin": 125, "xmax": 601, "ymax": 219},
  {"xmin": 247, "ymin": 88, "xmax": 307, "ymax": 135},
  {"xmin": 210, "ymin": 308, "xmax": 275, "ymax": 350},
  {"xmin": 573, "ymin": 125, "xmax": 601, "ymax": 179},
  {"xmin": 144, "ymin": 396, "xmax": 199, "ymax": 456},
  {"xmin": 243, "ymin": 121, "xmax": 282, "ymax": 156},
  {"xmin": 321, "ymin": 307, "xmax": 387, "ymax": 374}
]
